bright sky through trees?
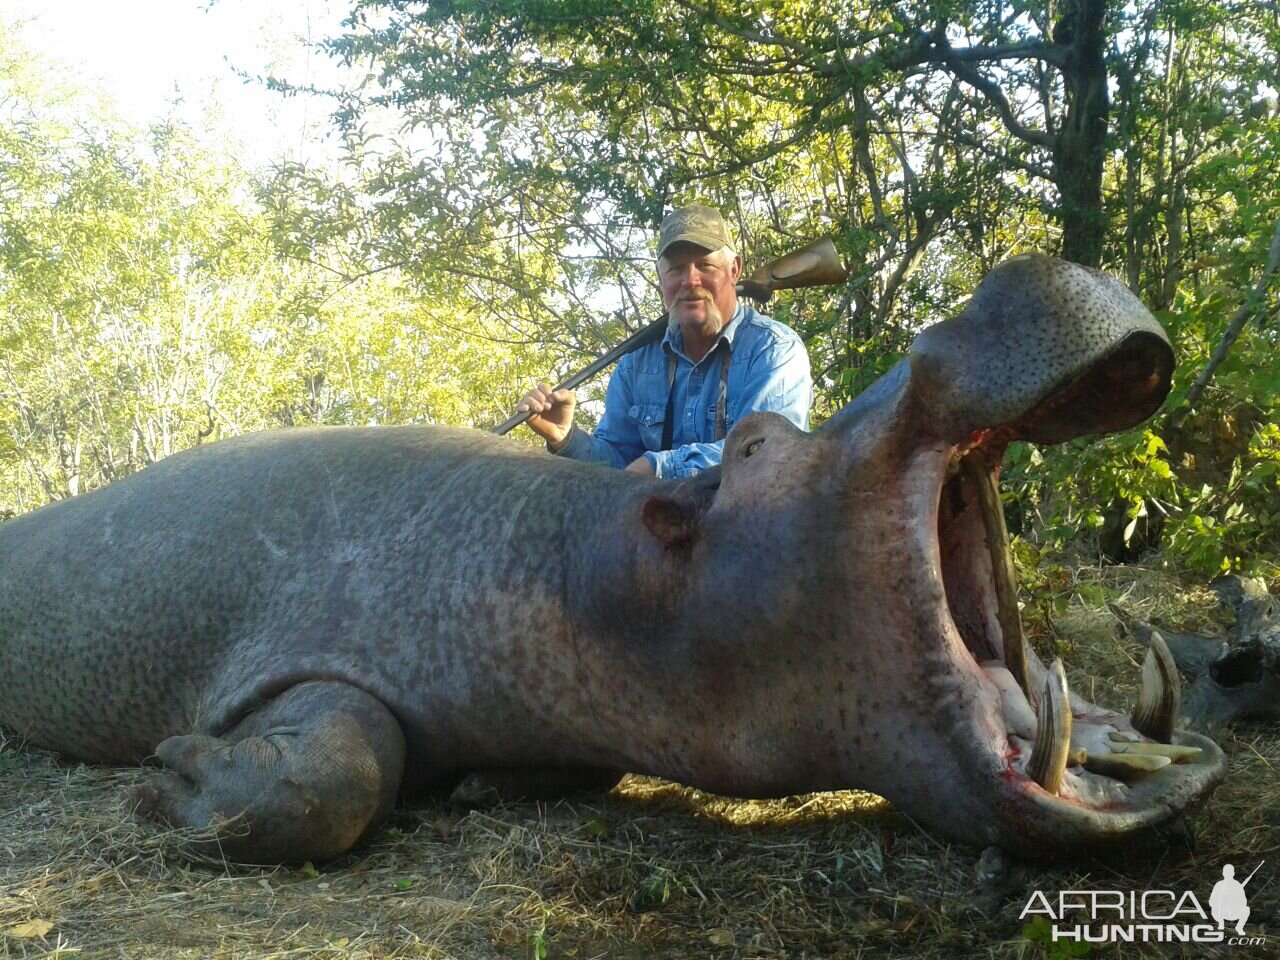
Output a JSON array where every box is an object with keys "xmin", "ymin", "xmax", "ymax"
[{"xmin": 4, "ymin": 0, "xmax": 346, "ymax": 166}]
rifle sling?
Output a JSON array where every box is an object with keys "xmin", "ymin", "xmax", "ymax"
[{"xmin": 661, "ymin": 340, "xmax": 730, "ymax": 452}]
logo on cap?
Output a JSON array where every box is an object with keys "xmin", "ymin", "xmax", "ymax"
[{"xmin": 658, "ymin": 204, "xmax": 735, "ymax": 259}]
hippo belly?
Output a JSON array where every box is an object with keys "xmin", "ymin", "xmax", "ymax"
[{"xmin": 0, "ymin": 426, "xmax": 635, "ymax": 783}]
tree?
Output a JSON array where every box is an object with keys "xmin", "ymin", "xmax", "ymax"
[
  {"xmin": 0, "ymin": 22, "xmax": 561, "ymax": 514},
  {"xmin": 303, "ymin": 0, "xmax": 1280, "ymax": 570},
  {"xmin": 272, "ymin": 0, "xmax": 1175, "ymax": 423}
]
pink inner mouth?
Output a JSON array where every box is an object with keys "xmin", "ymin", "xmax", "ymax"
[{"xmin": 929, "ymin": 424, "xmax": 1221, "ymax": 825}]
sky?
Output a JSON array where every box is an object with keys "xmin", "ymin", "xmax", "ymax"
[{"xmin": 5, "ymin": 0, "xmax": 352, "ymax": 167}]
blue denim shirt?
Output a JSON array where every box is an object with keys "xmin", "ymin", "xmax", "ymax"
[{"xmin": 554, "ymin": 304, "xmax": 812, "ymax": 477}]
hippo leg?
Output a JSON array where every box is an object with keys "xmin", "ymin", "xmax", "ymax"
[{"xmin": 133, "ymin": 681, "xmax": 405, "ymax": 864}]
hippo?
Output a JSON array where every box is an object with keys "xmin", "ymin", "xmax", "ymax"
[{"xmin": 0, "ymin": 254, "xmax": 1225, "ymax": 864}]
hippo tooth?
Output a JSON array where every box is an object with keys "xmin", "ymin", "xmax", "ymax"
[
  {"xmin": 1027, "ymin": 658, "xmax": 1071, "ymax": 794},
  {"xmin": 1110, "ymin": 742, "xmax": 1202, "ymax": 762},
  {"xmin": 1131, "ymin": 631, "xmax": 1181, "ymax": 743},
  {"xmin": 960, "ymin": 451, "xmax": 1032, "ymax": 706},
  {"xmin": 1083, "ymin": 752, "xmax": 1173, "ymax": 779}
]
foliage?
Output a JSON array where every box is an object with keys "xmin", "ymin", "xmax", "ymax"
[
  {"xmin": 302, "ymin": 0, "xmax": 1279, "ymax": 573},
  {"xmin": 1022, "ymin": 915, "xmax": 1092, "ymax": 958},
  {"xmin": 0, "ymin": 21, "xmax": 559, "ymax": 515},
  {"xmin": 1, "ymin": 2, "xmax": 1278, "ymax": 574},
  {"xmin": 629, "ymin": 866, "xmax": 683, "ymax": 912}
]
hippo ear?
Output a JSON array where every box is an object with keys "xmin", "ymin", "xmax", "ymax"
[{"xmin": 642, "ymin": 495, "xmax": 698, "ymax": 548}]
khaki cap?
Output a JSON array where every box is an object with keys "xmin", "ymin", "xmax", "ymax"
[{"xmin": 657, "ymin": 204, "xmax": 736, "ymax": 259}]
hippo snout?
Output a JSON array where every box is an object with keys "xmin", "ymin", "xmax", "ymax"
[{"xmin": 908, "ymin": 254, "xmax": 1174, "ymax": 444}]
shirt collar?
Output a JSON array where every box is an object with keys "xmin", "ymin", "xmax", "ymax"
[{"xmin": 663, "ymin": 302, "xmax": 747, "ymax": 360}]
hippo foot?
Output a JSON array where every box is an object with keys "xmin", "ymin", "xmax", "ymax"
[{"xmin": 132, "ymin": 681, "xmax": 405, "ymax": 864}]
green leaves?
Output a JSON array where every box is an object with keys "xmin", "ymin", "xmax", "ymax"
[
  {"xmin": 628, "ymin": 867, "xmax": 682, "ymax": 912},
  {"xmin": 1022, "ymin": 915, "xmax": 1092, "ymax": 958},
  {"xmin": 0, "ymin": 25, "xmax": 566, "ymax": 515},
  {"xmin": 2, "ymin": 0, "xmax": 1277, "ymax": 583}
]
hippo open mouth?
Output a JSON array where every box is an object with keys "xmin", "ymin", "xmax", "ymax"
[
  {"xmin": 644, "ymin": 254, "xmax": 1227, "ymax": 854},
  {"xmin": 920, "ymin": 322, "xmax": 1225, "ymax": 850}
]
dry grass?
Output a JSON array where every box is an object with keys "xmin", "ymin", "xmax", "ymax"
[{"xmin": 2, "ymin": 563, "xmax": 1276, "ymax": 959}]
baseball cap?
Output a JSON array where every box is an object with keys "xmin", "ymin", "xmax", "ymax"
[{"xmin": 657, "ymin": 204, "xmax": 736, "ymax": 259}]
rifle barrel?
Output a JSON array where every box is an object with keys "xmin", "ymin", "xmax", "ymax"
[{"xmin": 490, "ymin": 312, "xmax": 668, "ymax": 436}]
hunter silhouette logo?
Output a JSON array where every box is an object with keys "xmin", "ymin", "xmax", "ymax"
[
  {"xmin": 1210, "ymin": 862, "xmax": 1263, "ymax": 936},
  {"xmin": 1020, "ymin": 861, "xmax": 1267, "ymax": 946}
]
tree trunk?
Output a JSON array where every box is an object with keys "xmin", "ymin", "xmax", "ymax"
[
  {"xmin": 1053, "ymin": 0, "xmax": 1110, "ymax": 267},
  {"xmin": 1115, "ymin": 58, "xmax": 1142, "ymax": 292}
]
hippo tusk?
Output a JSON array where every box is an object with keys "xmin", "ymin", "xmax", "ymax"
[
  {"xmin": 1027, "ymin": 658, "xmax": 1071, "ymax": 794},
  {"xmin": 1084, "ymin": 751, "xmax": 1172, "ymax": 779},
  {"xmin": 1132, "ymin": 631, "xmax": 1181, "ymax": 743},
  {"xmin": 1110, "ymin": 742, "xmax": 1203, "ymax": 762},
  {"xmin": 960, "ymin": 449, "xmax": 1032, "ymax": 705}
]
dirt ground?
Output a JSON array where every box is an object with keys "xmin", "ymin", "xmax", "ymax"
[{"xmin": 1, "ymin": 565, "xmax": 1277, "ymax": 960}]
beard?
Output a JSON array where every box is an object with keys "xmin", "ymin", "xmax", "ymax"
[{"xmin": 676, "ymin": 289, "xmax": 725, "ymax": 340}]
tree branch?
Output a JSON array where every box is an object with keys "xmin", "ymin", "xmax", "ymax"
[
  {"xmin": 940, "ymin": 56, "xmax": 1056, "ymax": 148},
  {"xmin": 941, "ymin": 40, "xmax": 1068, "ymax": 68},
  {"xmin": 944, "ymin": 131, "xmax": 1053, "ymax": 180}
]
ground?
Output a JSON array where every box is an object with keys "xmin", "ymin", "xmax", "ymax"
[{"xmin": 1, "ymin": 564, "xmax": 1276, "ymax": 960}]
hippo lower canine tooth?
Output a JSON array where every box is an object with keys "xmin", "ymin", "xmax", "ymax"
[
  {"xmin": 1084, "ymin": 752, "xmax": 1173, "ymax": 779},
  {"xmin": 1027, "ymin": 659, "xmax": 1071, "ymax": 794},
  {"xmin": 1132, "ymin": 631, "xmax": 1181, "ymax": 743}
]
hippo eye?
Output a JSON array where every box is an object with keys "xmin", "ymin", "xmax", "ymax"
[{"xmin": 743, "ymin": 438, "xmax": 765, "ymax": 458}]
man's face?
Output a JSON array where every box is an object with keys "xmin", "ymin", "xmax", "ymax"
[{"xmin": 658, "ymin": 243, "xmax": 743, "ymax": 342}]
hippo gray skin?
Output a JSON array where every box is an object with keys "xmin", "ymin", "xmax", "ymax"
[{"xmin": 0, "ymin": 255, "xmax": 1225, "ymax": 864}]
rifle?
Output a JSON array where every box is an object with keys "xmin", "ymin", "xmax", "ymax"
[{"xmin": 492, "ymin": 237, "xmax": 847, "ymax": 436}]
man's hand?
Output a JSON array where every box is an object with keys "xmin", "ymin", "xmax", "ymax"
[
  {"xmin": 625, "ymin": 455, "xmax": 655, "ymax": 476},
  {"xmin": 516, "ymin": 381, "xmax": 577, "ymax": 449}
]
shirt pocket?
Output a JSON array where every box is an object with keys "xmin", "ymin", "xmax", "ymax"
[{"xmin": 628, "ymin": 402, "xmax": 667, "ymax": 451}]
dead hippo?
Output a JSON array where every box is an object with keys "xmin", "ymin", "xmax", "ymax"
[{"xmin": 0, "ymin": 254, "xmax": 1225, "ymax": 864}]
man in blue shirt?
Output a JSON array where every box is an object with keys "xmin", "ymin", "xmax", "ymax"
[{"xmin": 517, "ymin": 204, "xmax": 812, "ymax": 478}]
